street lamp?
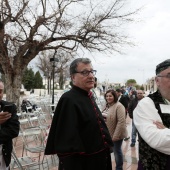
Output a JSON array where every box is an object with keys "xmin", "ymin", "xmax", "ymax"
[
  {"xmin": 50, "ymin": 50, "xmax": 59, "ymax": 105},
  {"xmin": 43, "ymin": 72, "xmax": 48, "ymax": 95}
]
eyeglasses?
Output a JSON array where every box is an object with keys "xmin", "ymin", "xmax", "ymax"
[
  {"xmin": 157, "ymin": 74, "xmax": 170, "ymax": 79},
  {"xmin": 74, "ymin": 70, "xmax": 97, "ymax": 76}
]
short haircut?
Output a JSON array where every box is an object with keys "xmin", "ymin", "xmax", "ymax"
[
  {"xmin": 116, "ymin": 89, "xmax": 122, "ymax": 94},
  {"xmin": 69, "ymin": 58, "xmax": 91, "ymax": 75},
  {"xmin": 104, "ymin": 89, "xmax": 118, "ymax": 103}
]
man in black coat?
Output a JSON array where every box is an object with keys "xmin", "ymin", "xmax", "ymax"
[
  {"xmin": 45, "ymin": 58, "xmax": 113, "ymax": 170},
  {"xmin": 128, "ymin": 90, "xmax": 144, "ymax": 147},
  {"xmin": 0, "ymin": 81, "xmax": 20, "ymax": 169},
  {"xmin": 116, "ymin": 89, "xmax": 129, "ymax": 113},
  {"xmin": 116, "ymin": 88, "xmax": 130, "ymax": 141}
]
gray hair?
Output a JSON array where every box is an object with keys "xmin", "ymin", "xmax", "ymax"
[{"xmin": 69, "ymin": 58, "xmax": 91, "ymax": 75}]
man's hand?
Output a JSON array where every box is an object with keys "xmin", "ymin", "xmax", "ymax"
[
  {"xmin": 153, "ymin": 121, "xmax": 166, "ymax": 129},
  {"xmin": 0, "ymin": 112, "xmax": 11, "ymax": 124}
]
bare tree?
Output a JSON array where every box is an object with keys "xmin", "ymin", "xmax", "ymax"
[
  {"xmin": 0, "ymin": 0, "xmax": 140, "ymax": 106},
  {"xmin": 36, "ymin": 51, "xmax": 53, "ymax": 94},
  {"xmin": 53, "ymin": 50, "xmax": 75, "ymax": 89},
  {"xmin": 37, "ymin": 49, "xmax": 74, "ymax": 91}
]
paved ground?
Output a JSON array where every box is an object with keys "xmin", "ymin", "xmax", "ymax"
[
  {"xmin": 50, "ymin": 116, "xmax": 138, "ymax": 170},
  {"xmin": 12, "ymin": 113, "xmax": 138, "ymax": 170}
]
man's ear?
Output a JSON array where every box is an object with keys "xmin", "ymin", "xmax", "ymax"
[
  {"xmin": 155, "ymin": 76, "xmax": 159, "ymax": 86},
  {"xmin": 71, "ymin": 74, "xmax": 74, "ymax": 80},
  {"xmin": 70, "ymin": 75, "xmax": 75, "ymax": 83}
]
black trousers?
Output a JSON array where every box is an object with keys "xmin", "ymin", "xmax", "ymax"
[{"xmin": 58, "ymin": 149, "xmax": 112, "ymax": 170}]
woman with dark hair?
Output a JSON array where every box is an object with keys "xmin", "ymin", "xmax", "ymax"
[{"xmin": 102, "ymin": 90, "xmax": 127, "ymax": 170}]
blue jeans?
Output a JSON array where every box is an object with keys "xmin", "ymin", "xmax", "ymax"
[
  {"xmin": 131, "ymin": 119, "xmax": 137, "ymax": 144},
  {"xmin": 113, "ymin": 139, "xmax": 123, "ymax": 170}
]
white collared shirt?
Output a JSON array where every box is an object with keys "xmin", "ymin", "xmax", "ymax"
[
  {"xmin": 0, "ymin": 145, "xmax": 9, "ymax": 170},
  {"xmin": 134, "ymin": 97, "xmax": 170, "ymax": 155},
  {"xmin": 118, "ymin": 95, "xmax": 122, "ymax": 101}
]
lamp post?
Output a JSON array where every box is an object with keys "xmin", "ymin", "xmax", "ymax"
[
  {"xmin": 43, "ymin": 72, "xmax": 48, "ymax": 96},
  {"xmin": 50, "ymin": 50, "xmax": 59, "ymax": 105}
]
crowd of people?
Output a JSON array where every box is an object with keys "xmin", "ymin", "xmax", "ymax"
[
  {"xmin": 1, "ymin": 58, "xmax": 170, "ymax": 170},
  {"xmin": 45, "ymin": 58, "xmax": 170, "ymax": 170}
]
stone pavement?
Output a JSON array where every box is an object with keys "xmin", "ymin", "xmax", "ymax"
[
  {"xmin": 115, "ymin": 115, "xmax": 138, "ymax": 170},
  {"xmin": 12, "ymin": 91, "xmax": 138, "ymax": 170}
]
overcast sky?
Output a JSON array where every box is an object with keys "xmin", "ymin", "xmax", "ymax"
[
  {"xmin": 88, "ymin": 0, "xmax": 170, "ymax": 85},
  {"xmin": 30, "ymin": 0, "xmax": 170, "ymax": 85}
]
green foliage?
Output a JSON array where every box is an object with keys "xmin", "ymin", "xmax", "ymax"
[
  {"xmin": 134, "ymin": 84, "xmax": 140, "ymax": 90},
  {"xmin": 34, "ymin": 71, "xmax": 43, "ymax": 89},
  {"xmin": 22, "ymin": 68, "xmax": 43, "ymax": 90},
  {"xmin": 22, "ymin": 68, "xmax": 35, "ymax": 90},
  {"xmin": 140, "ymin": 85, "xmax": 144, "ymax": 90},
  {"xmin": 126, "ymin": 79, "xmax": 137, "ymax": 86},
  {"xmin": 134, "ymin": 84, "xmax": 144, "ymax": 90}
]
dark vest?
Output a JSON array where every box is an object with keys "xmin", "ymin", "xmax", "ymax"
[{"xmin": 138, "ymin": 90, "xmax": 170, "ymax": 170}]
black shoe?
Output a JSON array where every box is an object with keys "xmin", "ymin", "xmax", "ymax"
[
  {"xmin": 124, "ymin": 137, "xmax": 130, "ymax": 141},
  {"xmin": 130, "ymin": 143, "xmax": 135, "ymax": 147}
]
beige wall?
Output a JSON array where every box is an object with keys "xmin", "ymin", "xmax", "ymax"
[{"xmin": 144, "ymin": 77, "xmax": 157, "ymax": 93}]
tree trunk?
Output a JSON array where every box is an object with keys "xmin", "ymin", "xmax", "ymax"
[
  {"xmin": 59, "ymin": 71, "xmax": 64, "ymax": 89},
  {"xmin": 5, "ymin": 73, "xmax": 22, "ymax": 110}
]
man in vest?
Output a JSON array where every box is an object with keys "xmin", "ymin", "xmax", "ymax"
[{"xmin": 134, "ymin": 59, "xmax": 170, "ymax": 169}]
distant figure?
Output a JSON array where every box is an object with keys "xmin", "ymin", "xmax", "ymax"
[
  {"xmin": 30, "ymin": 89, "xmax": 34, "ymax": 94},
  {"xmin": 45, "ymin": 58, "xmax": 113, "ymax": 170},
  {"xmin": 116, "ymin": 89, "xmax": 129, "ymax": 115},
  {"xmin": 21, "ymin": 99, "xmax": 38, "ymax": 112},
  {"xmin": 92, "ymin": 77, "xmax": 98, "ymax": 101},
  {"xmin": 129, "ymin": 89, "xmax": 137, "ymax": 101},
  {"xmin": 128, "ymin": 90, "xmax": 144, "ymax": 147},
  {"xmin": 102, "ymin": 84, "xmax": 106, "ymax": 93},
  {"xmin": 134, "ymin": 59, "xmax": 170, "ymax": 169}
]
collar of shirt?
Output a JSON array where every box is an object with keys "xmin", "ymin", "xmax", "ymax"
[{"xmin": 118, "ymin": 95, "xmax": 122, "ymax": 101}]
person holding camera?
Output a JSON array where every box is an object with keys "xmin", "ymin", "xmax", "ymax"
[{"xmin": 0, "ymin": 81, "xmax": 20, "ymax": 170}]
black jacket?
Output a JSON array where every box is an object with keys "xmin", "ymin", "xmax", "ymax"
[
  {"xmin": 45, "ymin": 86, "xmax": 113, "ymax": 156},
  {"xmin": 119, "ymin": 95, "xmax": 129, "ymax": 112},
  {"xmin": 0, "ymin": 100, "xmax": 20, "ymax": 167},
  {"xmin": 128, "ymin": 97, "xmax": 138, "ymax": 119}
]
